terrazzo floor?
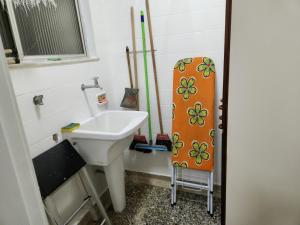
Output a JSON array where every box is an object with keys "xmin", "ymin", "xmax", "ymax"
[{"xmin": 107, "ymin": 181, "xmax": 221, "ymax": 225}]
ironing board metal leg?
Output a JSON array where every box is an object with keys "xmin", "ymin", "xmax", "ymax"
[
  {"xmin": 173, "ymin": 166, "xmax": 177, "ymax": 204},
  {"xmin": 209, "ymin": 171, "xmax": 214, "ymax": 215},
  {"xmin": 207, "ymin": 172, "xmax": 210, "ymax": 213},
  {"xmin": 171, "ymin": 165, "xmax": 174, "ymax": 205}
]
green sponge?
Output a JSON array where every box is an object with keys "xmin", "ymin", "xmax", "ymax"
[{"xmin": 61, "ymin": 123, "xmax": 80, "ymax": 133}]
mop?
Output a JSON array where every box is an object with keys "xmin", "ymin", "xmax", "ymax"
[{"xmin": 134, "ymin": 11, "xmax": 167, "ymax": 152}]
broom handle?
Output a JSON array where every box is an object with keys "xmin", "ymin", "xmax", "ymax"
[
  {"xmin": 131, "ymin": 7, "xmax": 141, "ymax": 135},
  {"xmin": 126, "ymin": 46, "xmax": 134, "ymax": 88},
  {"xmin": 131, "ymin": 7, "xmax": 139, "ymax": 90},
  {"xmin": 141, "ymin": 11, "xmax": 153, "ymax": 142},
  {"xmin": 145, "ymin": 0, "xmax": 164, "ymax": 134}
]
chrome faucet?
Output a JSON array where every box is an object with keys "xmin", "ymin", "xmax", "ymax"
[{"xmin": 81, "ymin": 77, "xmax": 103, "ymax": 91}]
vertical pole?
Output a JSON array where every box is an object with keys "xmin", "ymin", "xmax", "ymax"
[
  {"xmin": 141, "ymin": 11, "xmax": 153, "ymax": 143},
  {"xmin": 207, "ymin": 172, "xmax": 211, "ymax": 213},
  {"xmin": 126, "ymin": 46, "xmax": 134, "ymax": 88},
  {"xmin": 173, "ymin": 166, "xmax": 177, "ymax": 204},
  {"xmin": 131, "ymin": 7, "xmax": 139, "ymax": 90},
  {"xmin": 210, "ymin": 171, "xmax": 214, "ymax": 215},
  {"xmin": 145, "ymin": 0, "xmax": 164, "ymax": 134},
  {"xmin": 131, "ymin": 7, "xmax": 141, "ymax": 135},
  {"xmin": 171, "ymin": 165, "xmax": 174, "ymax": 205}
]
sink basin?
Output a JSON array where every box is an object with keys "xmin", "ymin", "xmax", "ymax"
[
  {"xmin": 71, "ymin": 110, "xmax": 148, "ymax": 141},
  {"xmin": 65, "ymin": 110, "xmax": 148, "ymax": 212}
]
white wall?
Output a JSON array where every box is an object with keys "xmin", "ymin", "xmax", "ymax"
[
  {"xmin": 226, "ymin": 0, "xmax": 300, "ymax": 224},
  {"xmin": 10, "ymin": 62, "xmax": 106, "ymax": 158},
  {"xmin": 90, "ymin": 0, "xmax": 226, "ymax": 184},
  {"xmin": 0, "ymin": 41, "xmax": 48, "ymax": 225}
]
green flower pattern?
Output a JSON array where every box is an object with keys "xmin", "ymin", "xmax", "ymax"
[
  {"xmin": 196, "ymin": 57, "xmax": 215, "ymax": 77},
  {"xmin": 177, "ymin": 77, "xmax": 197, "ymax": 100},
  {"xmin": 172, "ymin": 133, "xmax": 184, "ymax": 156},
  {"xmin": 189, "ymin": 141, "xmax": 210, "ymax": 165},
  {"xmin": 210, "ymin": 129, "xmax": 215, "ymax": 146},
  {"xmin": 174, "ymin": 58, "xmax": 193, "ymax": 72},
  {"xmin": 188, "ymin": 102, "xmax": 208, "ymax": 126},
  {"xmin": 173, "ymin": 161, "xmax": 188, "ymax": 168}
]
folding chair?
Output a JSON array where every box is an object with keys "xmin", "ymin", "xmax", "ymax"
[
  {"xmin": 171, "ymin": 57, "xmax": 216, "ymax": 216},
  {"xmin": 33, "ymin": 140, "xmax": 112, "ymax": 225}
]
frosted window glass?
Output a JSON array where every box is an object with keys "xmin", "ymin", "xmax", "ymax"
[{"xmin": 13, "ymin": 0, "xmax": 84, "ymax": 56}]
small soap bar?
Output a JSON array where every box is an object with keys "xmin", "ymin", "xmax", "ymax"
[{"xmin": 61, "ymin": 123, "xmax": 80, "ymax": 133}]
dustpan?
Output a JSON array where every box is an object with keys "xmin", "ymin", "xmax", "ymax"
[
  {"xmin": 120, "ymin": 47, "xmax": 139, "ymax": 109},
  {"xmin": 120, "ymin": 88, "xmax": 139, "ymax": 109}
]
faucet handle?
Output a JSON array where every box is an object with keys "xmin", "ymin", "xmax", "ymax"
[
  {"xmin": 93, "ymin": 76, "xmax": 99, "ymax": 81},
  {"xmin": 93, "ymin": 76, "xmax": 103, "ymax": 90}
]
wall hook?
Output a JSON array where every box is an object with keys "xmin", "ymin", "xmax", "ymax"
[{"xmin": 33, "ymin": 95, "xmax": 44, "ymax": 106}]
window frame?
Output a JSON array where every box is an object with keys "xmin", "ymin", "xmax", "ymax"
[{"xmin": 5, "ymin": 0, "xmax": 88, "ymax": 63}]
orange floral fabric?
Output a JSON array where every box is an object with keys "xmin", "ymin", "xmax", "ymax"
[{"xmin": 172, "ymin": 57, "xmax": 215, "ymax": 171}]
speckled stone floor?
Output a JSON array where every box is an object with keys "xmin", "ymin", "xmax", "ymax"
[{"xmin": 107, "ymin": 181, "xmax": 221, "ymax": 225}]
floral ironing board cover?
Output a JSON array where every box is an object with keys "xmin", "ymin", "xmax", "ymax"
[{"xmin": 172, "ymin": 57, "xmax": 215, "ymax": 171}]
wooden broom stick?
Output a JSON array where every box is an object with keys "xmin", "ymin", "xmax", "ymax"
[
  {"xmin": 145, "ymin": 0, "xmax": 164, "ymax": 134},
  {"xmin": 126, "ymin": 46, "xmax": 134, "ymax": 88},
  {"xmin": 131, "ymin": 7, "xmax": 141, "ymax": 135},
  {"xmin": 131, "ymin": 7, "xmax": 139, "ymax": 91}
]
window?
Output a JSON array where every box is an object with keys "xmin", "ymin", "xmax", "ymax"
[
  {"xmin": 0, "ymin": 4, "xmax": 18, "ymax": 64},
  {"xmin": 0, "ymin": 4, "xmax": 15, "ymax": 51},
  {"xmin": 1, "ymin": 0, "xmax": 87, "ymax": 63}
]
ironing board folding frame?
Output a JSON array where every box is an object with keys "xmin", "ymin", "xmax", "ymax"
[{"xmin": 171, "ymin": 166, "xmax": 214, "ymax": 215}]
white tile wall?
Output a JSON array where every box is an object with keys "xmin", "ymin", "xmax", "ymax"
[
  {"xmin": 10, "ymin": 61, "xmax": 107, "ymax": 157},
  {"xmin": 90, "ymin": 0, "xmax": 226, "ymax": 184}
]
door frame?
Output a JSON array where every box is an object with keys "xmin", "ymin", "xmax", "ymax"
[{"xmin": 221, "ymin": 0, "xmax": 232, "ymax": 224}]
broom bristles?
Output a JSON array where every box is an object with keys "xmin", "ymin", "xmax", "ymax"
[
  {"xmin": 130, "ymin": 135, "xmax": 148, "ymax": 150},
  {"xmin": 156, "ymin": 134, "xmax": 172, "ymax": 151}
]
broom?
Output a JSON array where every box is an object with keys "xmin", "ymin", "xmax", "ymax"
[
  {"xmin": 129, "ymin": 7, "xmax": 148, "ymax": 151},
  {"xmin": 145, "ymin": 0, "xmax": 172, "ymax": 151}
]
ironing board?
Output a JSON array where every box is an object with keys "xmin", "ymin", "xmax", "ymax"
[{"xmin": 171, "ymin": 57, "xmax": 215, "ymax": 215}]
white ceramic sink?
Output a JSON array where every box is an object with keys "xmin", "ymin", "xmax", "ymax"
[
  {"xmin": 65, "ymin": 110, "xmax": 147, "ymax": 212},
  {"xmin": 71, "ymin": 110, "xmax": 148, "ymax": 141}
]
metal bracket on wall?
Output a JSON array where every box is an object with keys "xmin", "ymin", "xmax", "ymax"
[
  {"xmin": 33, "ymin": 95, "xmax": 44, "ymax": 106},
  {"xmin": 129, "ymin": 49, "xmax": 157, "ymax": 54}
]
